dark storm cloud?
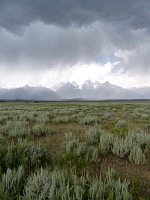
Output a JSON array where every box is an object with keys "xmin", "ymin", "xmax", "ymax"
[
  {"xmin": 122, "ymin": 41, "xmax": 150, "ymax": 74},
  {"xmin": 0, "ymin": 0, "xmax": 150, "ymax": 74},
  {"xmin": 0, "ymin": 22, "xmax": 115, "ymax": 70},
  {"xmin": 0, "ymin": 0, "xmax": 150, "ymax": 32}
]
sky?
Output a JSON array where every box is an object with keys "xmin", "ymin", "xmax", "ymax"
[{"xmin": 0, "ymin": 0, "xmax": 150, "ymax": 88}]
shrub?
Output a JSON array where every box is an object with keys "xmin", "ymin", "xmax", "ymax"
[
  {"xmin": 103, "ymin": 112, "xmax": 114, "ymax": 120},
  {"xmin": 112, "ymin": 131, "xmax": 150, "ymax": 164},
  {"xmin": 64, "ymin": 132, "xmax": 99, "ymax": 163},
  {"xmin": 99, "ymin": 132, "xmax": 115, "ymax": 153},
  {"xmin": 36, "ymin": 113, "xmax": 50, "ymax": 123},
  {"xmin": 0, "ymin": 116, "xmax": 7, "ymax": 125},
  {"xmin": 0, "ymin": 166, "xmax": 24, "ymax": 199},
  {"xmin": 89, "ymin": 168, "xmax": 132, "ymax": 200},
  {"xmin": 53, "ymin": 116, "xmax": 70, "ymax": 124},
  {"xmin": 112, "ymin": 137, "xmax": 134, "ymax": 158},
  {"xmin": 19, "ymin": 112, "xmax": 37, "ymax": 122},
  {"xmin": 65, "ymin": 133, "xmax": 79, "ymax": 154},
  {"xmin": 25, "ymin": 143, "xmax": 48, "ymax": 168},
  {"xmin": 0, "ymin": 134, "xmax": 5, "ymax": 145},
  {"xmin": 86, "ymin": 146, "xmax": 99, "ymax": 162},
  {"xmin": 85, "ymin": 126, "xmax": 104, "ymax": 144},
  {"xmin": 131, "ymin": 111, "xmax": 141, "ymax": 120},
  {"xmin": 23, "ymin": 168, "xmax": 51, "ymax": 200},
  {"xmin": 0, "ymin": 140, "xmax": 48, "ymax": 172},
  {"xmin": 5, "ymin": 121, "xmax": 31, "ymax": 138},
  {"xmin": 32, "ymin": 124, "xmax": 50, "ymax": 137},
  {"xmin": 64, "ymin": 132, "xmax": 76, "ymax": 141},
  {"xmin": 116, "ymin": 120, "xmax": 127, "ymax": 128},
  {"xmin": 129, "ymin": 146, "xmax": 147, "ymax": 165},
  {"xmin": 65, "ymin": 137, "xmax": 86, "ymax": 157},
  {"xmin": 79, "ymin": 115, "xmax": 100, "ymax": 125},
  {"xmin": 23, "ymin": 168, "xmax": 132, "ymax": 200},
  {"xmin": 141, "ymin": 114, "xmax": 149, "ymax": 120}
]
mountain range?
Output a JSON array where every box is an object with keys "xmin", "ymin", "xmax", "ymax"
[
  {"xmin": 0, "ymin": 80, "xmax": 150, "ymax": 100},
  {"xmin": 0, "ymin": 85, "xmax": 59, "ymax": 100}
]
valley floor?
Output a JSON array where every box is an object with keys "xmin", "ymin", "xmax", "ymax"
[{"xmin": 0, "ymin": 101, "xmax": 150, "ymax": 199}]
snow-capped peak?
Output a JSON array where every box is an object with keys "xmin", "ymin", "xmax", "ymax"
[
  {"xmin": 52, "ymin": 82, "xmax": 65, "ymax": 91},
  {"xmin": 101, "ymin": 81, "xmax": 117, "ymax": 90},
  {"xmin": 93, "ymin": 81, "xmax": 101, "ymax": 88},
  {"xmin": 52, "ymin": 80, "xmax": 123, "ymax": 92},
  {"xmin": 82, "ymin": 79, "xmax": 94, "ymax": 89},
  {"xmin": 71, "ymin": 81, "xmax": 79, "ymax": 89}
]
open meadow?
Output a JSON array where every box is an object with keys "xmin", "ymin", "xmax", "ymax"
[{"xmin": 0, "ymin": 101, "xmax": 150, "ymax": 199}]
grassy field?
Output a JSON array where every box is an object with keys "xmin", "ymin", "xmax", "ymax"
[{"xmin": 0, "ymin": 101, "xmax": 150, "ymax": 199}]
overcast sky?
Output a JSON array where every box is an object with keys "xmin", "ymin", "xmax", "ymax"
[{"xmin": 0, "ymin": 0, "xmax": 150, "ymax": 88}]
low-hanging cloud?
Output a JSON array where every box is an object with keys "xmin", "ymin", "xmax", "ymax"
[{"xmin": 0, "ymin": 22, "xmax": 116, "ymax": 70}]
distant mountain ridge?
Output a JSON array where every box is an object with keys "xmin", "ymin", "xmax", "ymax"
[
  {"xmin": 0, "ymin": 85, "xmax": 60, "ymax": 100},
  {"xmin": 0, "ymin": 81, "xmax": 149, "ymax": 100},
  {"xmin": 130, "ymin": 86, "xmax": 150, "ymax": 99},
  {"xmin": 53, "ymin": 80, "xmax": 144, "ymax": 99}
]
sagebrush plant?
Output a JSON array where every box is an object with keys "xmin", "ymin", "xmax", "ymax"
[
  {"xmin": 131, "ymin": 111, "xmax": 141, "ymax": 120},
  {"xmin": 22, "ymin": 167, "xmax": 132, "ymax": 200},
  {"xmin": 32, "ymin": 124, "xmax": 50, "ymax": 137},
  {"xmin": 103, "ymin": 112, "xmax": 114, "ymax": 120},
  {"xmin": 99, "ymin": 132, "xmax": 115, "ymax": 153},
  {"xmin": 112, "ymin": 131, "xmax": 150, "ymax": 164},
  {"xmin": 79, "ymin": 115, "xmax": 100, "ymax": 125},
  {"xmin": 116, "ymin": 120, "xmax": 128, "ymax": 128},
  {"xmin": 85, "ymin": 126, "xmax": 104, "ymax": 144},
  {"xmin": 0, "ymin": 116, "xmax": 8, "ymax": 125},
  {"xmin": 25, "ymin": 143, "xmax": 48, "ymax": 168},
  {"xmin": 65, "ymin": 134, "xmax": 86, "ymax": 157},
  {"xmin": 19, "ymin": 139, "xmax": 49, "ymax": 169},
  {"xmin": 0, "ymin": 133, "xmax": 5, "ymax": 145},
  {"xmin": 0, "ymin": 139, "xmax": 48, "ymax": 172},
  {"xmin": 86, "ymin": 146, "xmax": 99, "ymax": 162},
  {"xmin": 64, "ymin": 131, "xmax": 77, "ymax": 142},
  {"xmin": 128, "ymin": 131, "xmax": 150, "ymax": 149},
  {"xmin": 23, "ymin": 168, "xmax": 51, "ymax": 200},
  {"xmin": 64, "ymin": 132, "xmax": 99, "ymax": 163},
  {"xmin": 64, "ymin": 132, "xmax": 79, "ymax": 152},
  {"xmin": 45, "ymin": 111, "xmax": 55, "ymax": 119},
  {"xmin": 129, "ymin": 146, "xmax": 147, "ymax": 165},
  {"xmin": 19, "ymin": 111, "xmax": 38, "ymax": 122},
  {"xmin": 141, "ymin": 114, "xmax": 149, "ymax": 120},
  {"xmin": 112, "ymin": 136, "xmax": 134, "ymax": 158},
  {"xmin": 5, "ymin": 121, "xmax": 31, "ymax": 138},
  {"xmin": 0, "ymin": 166, "xmax": 24, "ymax": 199},
  {"xmin": 36, "ymin": 112, "xmax": 50, "ymax": 123},
  {"xmin": 53, "ymin": 116, "xmax": 70, "ymax": 124},
  {"xmin": 75, "ymin": 141, "xmax": 87, "ymax": 157}
]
